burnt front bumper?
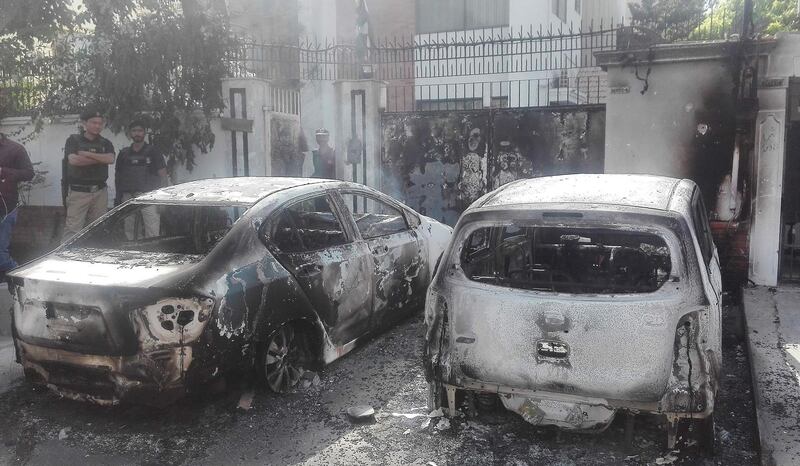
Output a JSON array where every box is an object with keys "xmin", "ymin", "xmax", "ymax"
[{"xmin": 16, "ymin": 339, "xmax": 196, "ymax": 405}]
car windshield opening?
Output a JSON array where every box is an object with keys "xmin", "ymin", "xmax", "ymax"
[
  {"xmin": 69, "ymin": 203, "xmax": 244, "ymax": 255},
  {"xmin": 460, "ymin": 225, "xmax": 672, "ymax": 294}
]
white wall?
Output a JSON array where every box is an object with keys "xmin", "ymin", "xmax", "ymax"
[
  {"xmin": 603, "ymin": 57, "xmax": 734, "ymax": 178},
  {"xmin": 414, "ymin": 0, "xmax": 585, "ymax": 108},
  {"xmin": 0, "ymin": 116, "xmax": 128, "ymax": 207},
  {"xmin": 581, "ymin": 0, "xmax": 631, "ymax": 29},
  {"xmin": 1, "ymin": 115, "xmax": 232, "ymax": 207},
  {"xmin": 297, "ymin": 0, "xmax": 340, "ymax": 172}
]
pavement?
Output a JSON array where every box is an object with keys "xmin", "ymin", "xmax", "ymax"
[
  {"xmin": 743, "ymin": 285, "xmax": 800, "ymax": 466},
  {"xmin": 0, "ymin": 313, "xmax": 760, "ymax": 465}
]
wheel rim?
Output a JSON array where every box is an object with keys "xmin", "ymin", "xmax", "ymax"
[{"xmin": 264, "ymin": 325, "xmax": 302, "ymax": 393}]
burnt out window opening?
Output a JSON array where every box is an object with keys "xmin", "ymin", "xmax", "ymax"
[
  {"xmin": 70, "ymin": 204, "xmax": 243, "ymax": 255},
  {"xmin": 692, "ymin": 193, "xmax": 714, "ymax": 266},
  {"xmin": 270, "ymin": 195, "xmax": 349, "ymax": 253},
  {"xmin": 340, "ymin": 192, "xmax": 409, "ymax": 239},
  {"xmin": 460, "ymin": 225, "xmax": 672, "ymax": 294}
]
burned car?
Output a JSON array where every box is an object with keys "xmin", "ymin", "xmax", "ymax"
[
  {"xmin": 424, "ymin": 174, "xmax": 722, "ymax": 452},
  {"xmin": 10, "ymin": 177, "xmax": 451, "ymax": 404}
]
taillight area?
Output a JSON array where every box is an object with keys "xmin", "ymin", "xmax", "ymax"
[
  {"xmin": 662, "ymin": 311, "xmax": 713, "ymax": 414},
  {"xmin": 131, "ymin": 297, "xmax": 215, "ymax": 349}
]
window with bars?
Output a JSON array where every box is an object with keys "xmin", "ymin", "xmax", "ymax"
[{"xmin": 415, "ymin": 0, "xmax": 509, "ymax": 33}]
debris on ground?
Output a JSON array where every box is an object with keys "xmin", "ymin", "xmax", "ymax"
[
  {"xmin": 654, "ymin": 452, "xmax": 679, "ymax": 464},
  {"xmin": 428, "ymin": 408, "xmax": 444, "ymax": 418},
  {"xmin": 237, "ymin": 388, "xmax": 255, "ymax": 411},
  {"xmin": 387, "ymin": 412, "xmax": 427, "ymax": 419},
  {"xmin": 346, "ymin": 405, "xmax": 375, "ymax": 423},
  {"xmin": 58, "ymin": 427, "xmax": 71, "ymax": 441},
  {"xmin": 434, "ymin": 418, "xmax": 450, "ymax": 431},
  {"xmin": 300, "ymin": 371, "xmax": 321, "ymax": 389}
]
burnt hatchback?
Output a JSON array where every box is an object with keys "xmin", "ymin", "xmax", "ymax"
[
  {"xmin": 424, "ymin": 174, "xmax": 722, "ymax": 452},
  {"xmin": 10, "ymin": 177, "xmax": 451, "ymax": 404}
]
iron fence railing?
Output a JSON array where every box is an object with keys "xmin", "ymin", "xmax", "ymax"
[
  {"xmin": 228, "ymin": 21, "xmax": 622, "ymax": 82},
  {"xmin": 0, "ymin": 7, "xmax": 769, "ymax": 117},
  {"xmin": 384, "ymin": 74, "xmax": 606, "ymax": 113}
]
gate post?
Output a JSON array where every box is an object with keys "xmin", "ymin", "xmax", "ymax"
[
  {"xmin": 333, "ymin": 80, "xmax": 385, "ymax": 188},
  {"xmin": 221, "ymin": 78, "xmax": 270, "ymax": 176}
]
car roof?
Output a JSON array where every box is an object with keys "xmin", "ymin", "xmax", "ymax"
[
  {"xmin": 476, "ymin": 174, "xmax": 689, "ymax": 212},
  {"xmin": 135, "ymin": 177, "xmax": 333, "ymax": 205}
]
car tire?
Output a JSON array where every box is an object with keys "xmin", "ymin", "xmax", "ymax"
[{"xmin": 258, "ymin": 323, "xmax": 310, "ymax": 393}]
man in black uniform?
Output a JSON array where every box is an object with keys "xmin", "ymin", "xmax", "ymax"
[
  {"xmin": 115, "ymin": 119, "xmax": 167, "ymax": 238},
  {"xmin": 312, "ymin": 128, "xmax": 336, "ymax": 179},
  {"xmin": 62, "ymin": 107, "xmax": 115, "ymax": 241}
]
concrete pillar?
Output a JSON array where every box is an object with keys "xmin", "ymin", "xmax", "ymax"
[
  {"xmin": 221, "ymin": 78, "xmax": 270, "ymax": 176},
  {"xmin": 749, "ymin": 87, "xmax": 788, "ymax": 286},
  {"xmin": 747, "ymin": 33, "xmax": 800, "ymax": 286},
  {"xmin": 333, "ymin": 80, "xmax": 385, "ymax": 189}
]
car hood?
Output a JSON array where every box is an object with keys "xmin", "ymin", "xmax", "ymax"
[{"xmin": 10, "ymin": 247, "xmax": 202, "ymax": 288}]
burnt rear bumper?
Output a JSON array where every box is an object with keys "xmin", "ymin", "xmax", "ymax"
[{"xmin": 16, "ymin": 339, "xmax": 195, "ymax": 405}]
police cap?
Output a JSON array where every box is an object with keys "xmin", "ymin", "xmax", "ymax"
[{"xmin": 80, "ymin": 107, "xmax": 104, "ymax": 121}]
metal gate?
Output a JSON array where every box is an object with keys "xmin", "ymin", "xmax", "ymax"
[{"xmin": 380, "ymin": 105, "xmax": 606, "ymax": 225}]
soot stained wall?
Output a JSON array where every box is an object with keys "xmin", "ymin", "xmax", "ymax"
[{"xmin": 381, "ymin": 107, "xmax": 606, "ymax": 225}]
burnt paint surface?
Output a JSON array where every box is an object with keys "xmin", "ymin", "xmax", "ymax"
[
  {"xmin": 11, "ymin": 182, "xmax": 446, "ymax": 404},
  {"xmin": 381, "ymin": 107, "xmax": 605, "ymax": 226},
  {"xmin": 424, "ymin": 204, "xmax": 720, "ymax": 427}
]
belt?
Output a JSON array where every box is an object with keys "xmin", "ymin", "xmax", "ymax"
[{"xmin": 70, "ymin": 183, "xmax": 106, "ymax": 193}]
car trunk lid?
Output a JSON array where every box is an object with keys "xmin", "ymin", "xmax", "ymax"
[{"xmin": 11, "ymin": 250, "xmax": 201, "ymax": 355}]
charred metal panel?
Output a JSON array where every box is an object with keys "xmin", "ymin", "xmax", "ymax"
[
  {"xmin": 381, "ymin": 107, "xmax": 605, "ymax": 226},
  {"xmin": 382, "ymin": 112, "xmax": 490, "ymax": 226},
  {"xmin": 270, "ymin": 116, "xmax": 306, "ymax": 177},
  {"xmin": 489, "ymin": 108, "xmax": 605, "ymax": 189}
]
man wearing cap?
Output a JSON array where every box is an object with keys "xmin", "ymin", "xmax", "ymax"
[
  {"xmin": 62, "ymin": 108, "xmax": 115, "ymax": 241},
  {"xmin": 115, "ymin": 119, "xmax": 167, "ymax": 238},
  {"xmin": 312, "ymin": 128, "xmax": 336, "ymax": 179},
  {"xmin": 0, "ymin": 133, "xmax": 34, "ymax": 278}
]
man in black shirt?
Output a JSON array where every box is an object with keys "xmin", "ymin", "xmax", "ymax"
[
  {"xmin": 0, "ymin": 133, "xmax": 34, "ymax": 276},
  {"xmin": 62, "ymin": 107, "xmax": 115, "ymax": 241},
  {"xmin": 115, "ymin": 119, "xmax": 167, "ymax": 238}
]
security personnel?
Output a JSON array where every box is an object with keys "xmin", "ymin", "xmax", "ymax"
[
  {"xmin": 312, "ymin": 128, "xmax": 336, "ymax": 179},
  {"xmin": 62, "ymin": 107, "xmax": 115, "ymax": 241},
  {"xmin": 114, "ymin": 119, "xmax": 167, "ymax": 238}
]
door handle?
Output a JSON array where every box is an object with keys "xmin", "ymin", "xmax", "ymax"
[{"xmin": 372, "ymin": 245, "xmax": 389, "ymax": 255}]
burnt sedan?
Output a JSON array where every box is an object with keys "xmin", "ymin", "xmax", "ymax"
[
  {"xmin": 424, "ymin": 174, "xmax": 722, "ymax": 454},
  {"xmin": 10, "ymin": 177, "xmax": 451, "ymax": 404}
]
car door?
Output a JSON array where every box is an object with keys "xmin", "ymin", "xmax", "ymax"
[
  {"xmin": 337, "ymin": 190, "xmax": 425, "ymax": 329},
  {"xmin": 265, "ymin": 192, "xmax": 374, "ymax": 345},
  {"xmin": 691, "ymin": 191, "xmax": 723, "ymax": 363}
]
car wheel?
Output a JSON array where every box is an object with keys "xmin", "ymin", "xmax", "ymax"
[{"xmin": 260, "ymin": 324, "xmax": 308, "ymax": 393}]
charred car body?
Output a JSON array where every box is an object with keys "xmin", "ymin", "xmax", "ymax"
[
  {"xmin": 10, "ymin": 177, "xmax": 451, "ymax": 404},
  {"xmin": 424, "ymin": 174, "xmax": 722, "ymax": 451}
]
